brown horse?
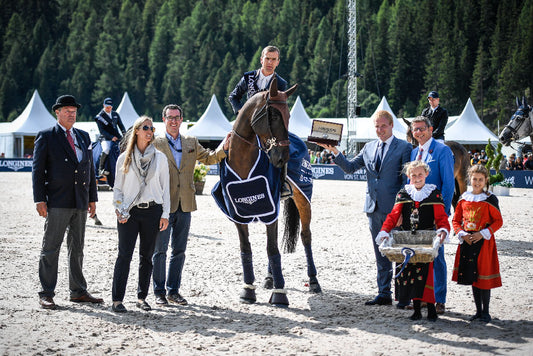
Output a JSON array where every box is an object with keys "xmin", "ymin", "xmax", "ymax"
[
  {"xmin": 402, "ymin": 118, "xmax": 469, "ymax": 208},
  {"xmin": 221, "ymin": 77, "xmax": 321, "ymax": 307}
]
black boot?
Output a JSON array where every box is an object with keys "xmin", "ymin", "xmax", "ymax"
[
  {"xmin": 410, "ymin": 300, "xmax": 422, "ymax": 320},
  {"xmin": 280, "ymin": 164, "xmax": 293, "ymax": 200},
  {"xmin": 427, "ymin": 303, "xmax": 437, "ymax": 321},
  {"xmin": 470, "ymin": 286, "xmax": 483, "ymax": 321},
  {"xmin": 98, "ymin": 152, "xmax": 109, "ymax": 176},
  {"xmin": 480, "ymin": 289, "xmax": 491, "ymax": 323}
]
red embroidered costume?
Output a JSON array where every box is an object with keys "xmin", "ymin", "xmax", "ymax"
[
  {"xmin": 378, "ymin": 184, "xmax": 450, "ymax": 303},
  {"xmin": 452, "ymin": 191, "xmax": 502, "ymax": 289}
]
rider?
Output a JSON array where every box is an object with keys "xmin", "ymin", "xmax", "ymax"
[
  {"xmin": 228, "ymin": 45, "xmax": 292, "ymax": 199},
  {"xmin": 95, "ymin": 97, "xmax": 126, "ymax": 176},
  {"xmin": 421, "ymin": 91, "xmax": 448, "ymax": 143}
]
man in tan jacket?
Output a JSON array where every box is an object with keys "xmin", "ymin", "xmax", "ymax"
[{"xmin": 152, "ymin": 104, "xmax": 229, "ymax": 306}]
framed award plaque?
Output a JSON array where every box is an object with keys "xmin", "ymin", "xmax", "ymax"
[{"xmin": 307, "ymin": 120, "xmax": 343, "ymax": 146}]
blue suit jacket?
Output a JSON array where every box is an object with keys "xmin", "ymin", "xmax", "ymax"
[
  {"xmin": 334, "ymin": 136, "xmax": 412, "ymax": 214},
  {"xmin": 411, "ymin": 139, "xmax": 454, "ymax": 215},
  {"xmin": 32, "ymin": 124, "xmax": 98, "ymax": 210}
]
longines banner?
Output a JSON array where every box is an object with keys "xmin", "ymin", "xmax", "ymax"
[{"xmin": 2, "ymin": 159, "xmax": 533, "ymax": 189}]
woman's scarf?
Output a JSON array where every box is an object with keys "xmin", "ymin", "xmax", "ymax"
[{"xmin": 130, "ymin": 144, "xmax": 157, "ymax": 188}]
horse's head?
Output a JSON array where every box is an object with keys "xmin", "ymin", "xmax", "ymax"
[
  {"xmin": 500, "ymin": 96, "xmax": 533, "ymax": 146},
  {"xmin": 246, "ymin": 77, "xmax": 297, "ymax": 167},
  {"xmin": 402, "ymin": 117, "xmax": 417, "ymax": 147}
]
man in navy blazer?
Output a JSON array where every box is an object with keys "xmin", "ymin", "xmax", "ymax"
[
  {"xmin": 32, "ymin": 95, "xmax": 103, "ymax": 309},
  {"xmin": 318, "ymin": 110, "xmax": 412, "ymax": 306},
  {"xmin": 411, "ymin": 116, "xmax": 455, "ymax": 314}
]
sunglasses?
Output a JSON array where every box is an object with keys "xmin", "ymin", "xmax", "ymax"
[{"xmin": 141, "ymin": 125, "xmax": 155, "ymax": 132}]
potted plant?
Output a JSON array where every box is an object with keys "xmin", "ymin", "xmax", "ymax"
[
  {"xmin": 193, "ymin": 162, "xmax": 210, "ymax": 195},
  {"xmin": 485, "ymin": 139, "xmax": 511, "ymax": 196}
]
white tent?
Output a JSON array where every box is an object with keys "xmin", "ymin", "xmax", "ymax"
[
  {"xmin": 185, "ymin": 95, "xmax": 233, "ymax": 140},
  {"xmin": 348, "ymin": 97, "xmax": 407, "ymax": 142},
  {"xmin": 0, "ymin": 90, "xmax": 57, "ymax": 157},
  {"xmin": 288, "ymin": 96, "xmax": 313, "ymax": 139},
  {"xmin": 116, "ymin": 92, "xmax": 140, "ymax": 130},
  {"xmin": 445, "ymin": 98, "xmax": 499, "ymax": 144}
]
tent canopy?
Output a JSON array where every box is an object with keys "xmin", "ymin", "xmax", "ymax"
[
  {"xmin": 185, "ymin": 95, "xmax": 233, "ymax": 140},
  {"xmin": 116, "ymin": 92, "xmax": 140, "ymax": 130},
  {"xmin": 9, "ymin": 90, "xmax": 57, "ymax": 135},
  {"xmin": 288, "ymin": 96, "xmax": 313, "ymax": 139},
  {"xmin": 445, "ymin": 98, "xmax": 499, "ymax": 144}
]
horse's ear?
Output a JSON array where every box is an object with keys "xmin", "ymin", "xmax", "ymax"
[
  {"xmin": 285, "ymin": 84, "xmax": 298, "ymax": 98},
  {"xmin": 517, "ymin": 97, "xmax": 521, "ymax": 107},
  {"xmin": 269, "ymin": 76, "xmax": 278, "ymax": 97},
  {"xmin": 402, "ymin": 117, "xmax": 411, "ymax": 127},
  {"xmin": 523, "ymin": 96, "xmax": 528, "ymax": 107}
]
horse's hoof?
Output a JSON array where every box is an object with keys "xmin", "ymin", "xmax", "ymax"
[
  {"xmin": 309, "ymin": 277, "xmax": 322, "ymax": 294},
  {"xmin": 263, "ymin": 276, "xmax": 273, "ymax": 289},
  {"xmin": 239, "ymin": 287, "xmax": 256, "ymax": 304},
  {"xmin": 269, "ymin": 290, "xmax": 289, "ymax": 308}
]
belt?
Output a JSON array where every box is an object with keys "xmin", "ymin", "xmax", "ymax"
[{"xmin": 136, "ymin": 201, "xmax": 157, "ymax": 209}]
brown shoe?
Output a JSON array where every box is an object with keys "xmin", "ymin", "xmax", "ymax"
[
  {"xmin": 168, "ymin": 293, "xmax": 188, "ymax": 305},
  {"xmin": 436, "ymin": 303, "xmax": 445, "ymax": 314},
  {"xmin": 39, "ymin": 296, "xmax": 56, "ymax": 310},
  {"xmin": 70, "ymin": 293, "xmax": 104, "ymax": 304}
]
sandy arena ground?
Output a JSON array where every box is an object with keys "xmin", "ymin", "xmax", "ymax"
[{"xmin": 0, "ymin": 172, "xmax": 532, "ymax": 355}]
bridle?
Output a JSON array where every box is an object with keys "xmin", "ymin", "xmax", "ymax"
[
  {"xmin": 232, "ymin": 93, "xmax": 291, "ymax": 153},
  {"xmin": 502, "ymin": 106, "xmax": 532, "ymax": 142}
]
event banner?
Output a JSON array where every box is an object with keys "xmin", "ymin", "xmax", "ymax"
[{"xmin": 2, "ymin": 159, "xmax": 533, "ymax": 189}]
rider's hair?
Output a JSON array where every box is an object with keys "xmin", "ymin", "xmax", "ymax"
[{"xmin": 262, "ymin": 45, "xmax": 280, "ymax": 59}]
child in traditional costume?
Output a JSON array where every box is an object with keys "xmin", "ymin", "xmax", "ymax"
[
  {"xmin": 452, "ymin": 164, "xmax": 503, "ymax": 323},
  {"xmin": 376, "ymin": 161, "xmax": 450, "ymax": 321}
]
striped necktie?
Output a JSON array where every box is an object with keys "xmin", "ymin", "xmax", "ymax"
[
  {"xmin": 375, "ymin": 142, "xmax": 386, "ymax": 171},
  {"xmin": 417, "ymin": 148, "xmax": 424, "ymax": 161},
  {"xmin": 66, "ymin": 129, "xmax": 76, "ymax": 153}
]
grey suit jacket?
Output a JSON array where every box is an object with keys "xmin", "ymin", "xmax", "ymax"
[{"xmin": 334, "ymin": 136, "xmax": 412, "ymax": 214}]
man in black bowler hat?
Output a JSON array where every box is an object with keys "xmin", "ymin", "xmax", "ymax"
[
  {"xmin": 33, "ymin": 94, "xmax": 103, "ymax": 309},
  {"xmin": 421, "ymin": 91, "xmax": 448, "ymax": 142}
]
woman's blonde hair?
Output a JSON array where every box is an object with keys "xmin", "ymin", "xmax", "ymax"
[
  {"xmin": 468, "ymin": 164, "xmax": 490, "ymax": 192},
  {"xmin": 121, "ymin": 116, "xmax": 155, "ymax": 173},
  {"xmin": 403, "ymin": 160, "xmax": 430, "ymax": 176}
]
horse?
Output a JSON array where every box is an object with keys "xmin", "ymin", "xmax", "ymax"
[
  {"xmin": 499, "ymin": 97, "xmax": 533, "ymax": 147},
  {"xmin": 402, "ymin": 118, "xmax": 469, "ymax": 209},
  {"xmin": 215, "ymin": 77, "xmax": 321, "ymax": 307}
]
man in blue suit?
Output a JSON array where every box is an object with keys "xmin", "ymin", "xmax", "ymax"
[
  {"xmin": 33, "ymin": 95, "xmax": 103, "ymax": 309},
  {"xmin": 411, "ymin": 116, "xmax": 454, "ymax": 314},
  {"xmin": 318, "ymin": 110, "xmax": 412, "ymax": 305}
]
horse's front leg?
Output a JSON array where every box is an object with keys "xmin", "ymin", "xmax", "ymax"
[
  {"xmin": 237, "ymin": 223, "xmax": 256, "ymax": 304},
  {"xmin": 266, "ymin": 221, "xmax": 289, "ymax": 307}
]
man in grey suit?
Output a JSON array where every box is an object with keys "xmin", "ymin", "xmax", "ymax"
[{"xmin": 318, "ymin": 110, "xmax": 412, "ymax": 305}]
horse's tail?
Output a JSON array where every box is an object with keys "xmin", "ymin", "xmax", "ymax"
[{"xmin": 282, "ymin": 197, "xmax": 300, "ymax": 253}]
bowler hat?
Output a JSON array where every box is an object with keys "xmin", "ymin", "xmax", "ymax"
[
  {"xmin": 103, "ymin": 97, "xmax": 113, "ymax": 106},
  {"xmin": 52, "ymin": 95, "xmax": 82, "ymax": 111},
  {"xmin": 428, "ymin": 91, "xmax": 439, "ymax": 99}
]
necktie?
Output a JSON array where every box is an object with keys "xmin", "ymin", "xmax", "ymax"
[
  {"xmin": 417, "ymin": 148, "xmax": 424, "ymax": 161},
  {"xmin": 66, "ymin": 129, "xmax": 76, "ymax": 153},
  {"xmin": 375, "ymin": 142, "xmax": 386, "ymax": 171}
]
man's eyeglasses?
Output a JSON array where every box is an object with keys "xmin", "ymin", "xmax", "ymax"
[
  {"xmin": 141, "ymin": 125, "xmax": 155, "ymax": 132},
  {"xmin": 413, "ymin": 127, "xmax": 428, "ymax": 132},
  {"xmin": 165, "ymin": 115, "xmax": 182, "ymax": 121}
]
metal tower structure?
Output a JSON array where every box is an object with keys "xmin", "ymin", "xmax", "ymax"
[{"xmin": 346, "ymin": 0, "xmax": 358, "ymax": 155}]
